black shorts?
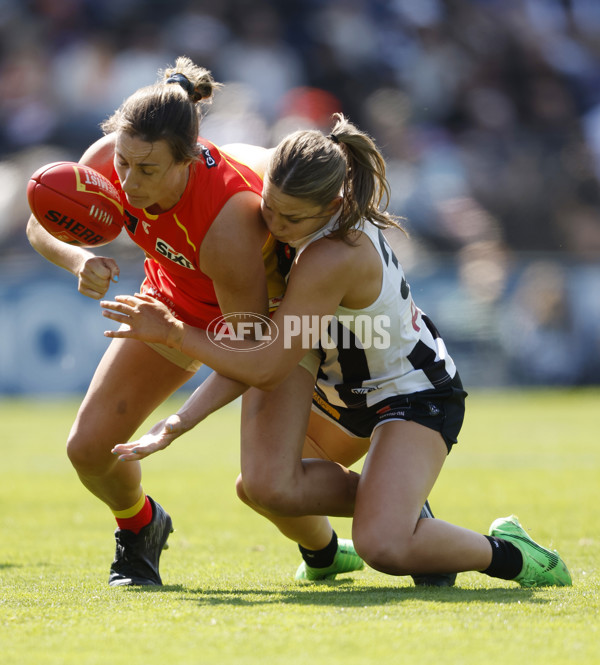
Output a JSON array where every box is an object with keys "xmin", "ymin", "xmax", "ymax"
[{"xmin": 311, "ymin": 374, "xmax": 467, "ymax": 453}]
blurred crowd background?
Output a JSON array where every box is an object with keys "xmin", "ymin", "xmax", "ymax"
[{"xmin": 1, "ymin": 0, "xmax": 600, "ymax": 393}]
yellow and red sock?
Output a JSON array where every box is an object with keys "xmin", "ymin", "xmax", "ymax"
[{"xmin": 112, "ymin": 494, "xmax": 153, "ymax": 534}]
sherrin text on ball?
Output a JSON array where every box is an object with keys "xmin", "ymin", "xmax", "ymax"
[{"xmin": 27, "ymin": 161, "xmax": 124, "ymax": 247}]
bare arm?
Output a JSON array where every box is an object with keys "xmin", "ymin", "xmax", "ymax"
[
  {"xmin": 101, "ymin": 239, "xmax": 354, "ymax": 390},
  {"xmin": 26, "ymin": 134, "xmax": 120, "ymax": 299},
  {"xmin": 200, "ymin": 189, "xmax": 270, "ymax": 319},
  {"xmin": 111, "ymin": 371, "xmax": 247, "ymax": 461}
]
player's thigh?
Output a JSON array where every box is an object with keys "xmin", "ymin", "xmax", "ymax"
[
  {"xmin": 353, "ymin": 420, "xmax": 447, "ymax": 538},
  {"xmin": 240, "ymin": 364, "xmax": 315, "ymax": 480},
  {"xmin": 70, "ymin": 338, "xmax": 194, "ymax": 449},
  {"xmin": 303, "ymin": 409, "xmax": 370, "ymax": 467}
]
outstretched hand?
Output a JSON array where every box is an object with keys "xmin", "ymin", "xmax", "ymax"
[
  {"xmin": 101, "ymin": 293, "xmax": 185, "ymax": 348},
  {"xmin": 112, "ymin": 414, "xmax": 186, "ymax": 461}
]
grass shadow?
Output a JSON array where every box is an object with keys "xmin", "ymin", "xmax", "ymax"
[{"xmin": 125, "ymin": 581, "xmax": 545, "ymax": 607}]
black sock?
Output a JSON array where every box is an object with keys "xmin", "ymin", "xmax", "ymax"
[
  {"xmin": 481, "ymin": 535, "xmax": 524, "ymax": 580},
  {"xmin": 298, "ymin": 531, "xmax": 338, "ymax": 568}
]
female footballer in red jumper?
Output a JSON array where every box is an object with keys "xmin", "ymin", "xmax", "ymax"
[{"xmin": 27, "ymin": 56, "xmax": 283, "ymax": 587}]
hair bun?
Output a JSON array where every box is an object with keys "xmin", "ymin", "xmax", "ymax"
[{"xmin": 166, "ymin": 73, "xmax": 198, "ymax": 99}]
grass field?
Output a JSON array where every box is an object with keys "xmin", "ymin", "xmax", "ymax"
[{"xmin": 1, "ymin": 389, "xmax": 598, "ymax": 665}]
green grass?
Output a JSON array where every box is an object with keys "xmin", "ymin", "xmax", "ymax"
[{"xmin": 1, "ymin": 389, "xmax": 598, "ymax": 665}]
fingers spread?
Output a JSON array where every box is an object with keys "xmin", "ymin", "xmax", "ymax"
[{"xmin": 100, "ymin": 299, "xmax": 134, "ymax": 315}]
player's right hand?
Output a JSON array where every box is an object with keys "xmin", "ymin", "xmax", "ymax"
[
  {"xmin": 77, "ymin": 256, "xmax": 120, "ymax": 299},
  {"xmin": 111, "ymin": 414, "xmax": 184, "ymax": 461}
]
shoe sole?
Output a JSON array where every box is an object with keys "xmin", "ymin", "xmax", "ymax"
[{"xmin": 413, "ymin": 501, "xmax": 457, "ymax": 587}]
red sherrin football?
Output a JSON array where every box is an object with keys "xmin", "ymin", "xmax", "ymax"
[{"xmin": 27, "ymin": 161, "xmax": 124, "ymax": 247}]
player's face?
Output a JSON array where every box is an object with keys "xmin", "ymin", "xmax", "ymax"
[
  {"xmin": 114, "ymin": 133, "xmax": 190, "ymax": 213},
  {"xmin": 261, "ymin": 178, "xmax": 340, "ymax": 245}
]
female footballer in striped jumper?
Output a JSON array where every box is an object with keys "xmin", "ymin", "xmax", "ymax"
[{"xmin": 102, "ymin": 114, "xmax": 572, "ymax": 589}]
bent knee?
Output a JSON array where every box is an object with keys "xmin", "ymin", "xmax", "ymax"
[
  {"xmin": 235, "ymin": 474, "xmax": 253, "ymax": 507},
  {"xmin": 353, "ymin": 528, "xmax": 417, "ymax": 575},
  {"xmin": 66, "ymin": 428, "xmax": 116, "ymax": 476},
  {"xmin": 240, "ymin": 473, "xmax": 302, "ymax": 516}
]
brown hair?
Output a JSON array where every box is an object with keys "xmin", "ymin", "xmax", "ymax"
[
  {"xmin": 267, "ymin": 113, "xmax": 405, "ymax": 239},
  {"xmin": 101, "ymin": 56, "xmax": 222, "ymax": 164}
]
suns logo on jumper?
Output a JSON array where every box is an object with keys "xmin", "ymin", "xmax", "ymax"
[
  {"xmin": 155, "ymin": 238, "xmax": 195, "ymax": 270},
  {"xmin": 123, "ymin": 210, "xmax": 139, "ymax": 234}
]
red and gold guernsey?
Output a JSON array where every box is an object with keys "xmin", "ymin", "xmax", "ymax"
[{"xmin": 111, "ymin": 139, "xmax": 283, "ymax": 328}]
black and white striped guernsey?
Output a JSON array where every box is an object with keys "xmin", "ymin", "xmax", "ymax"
[{"xmin": 288, "ymin": 219, "xmax": 458, "ymax": 410}]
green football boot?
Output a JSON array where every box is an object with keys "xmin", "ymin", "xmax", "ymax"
[
  {"xmin": 295, "ymin": 538, "xmax": 364, "ymax": 581},
  {"xmin": 489, "ymin": 515, "xmax": 572, "ymax": 588}
]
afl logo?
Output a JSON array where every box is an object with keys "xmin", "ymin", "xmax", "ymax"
[{"xmin": 207, "ymin": 312, "xmax": 279, "ymax": 352}]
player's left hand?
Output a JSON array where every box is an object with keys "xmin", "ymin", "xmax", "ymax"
[
  {"xmin": 101, "ymin": 293, "xmax": 185, "ymax": 348},
  {"xmin": 112, "ymin": 414, "xmax": 185, "ymax": 461}
]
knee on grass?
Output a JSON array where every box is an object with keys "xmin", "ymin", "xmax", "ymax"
[{"xmin": 353, "ymin": 527, "xmax": 422, "ymax": 576}]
